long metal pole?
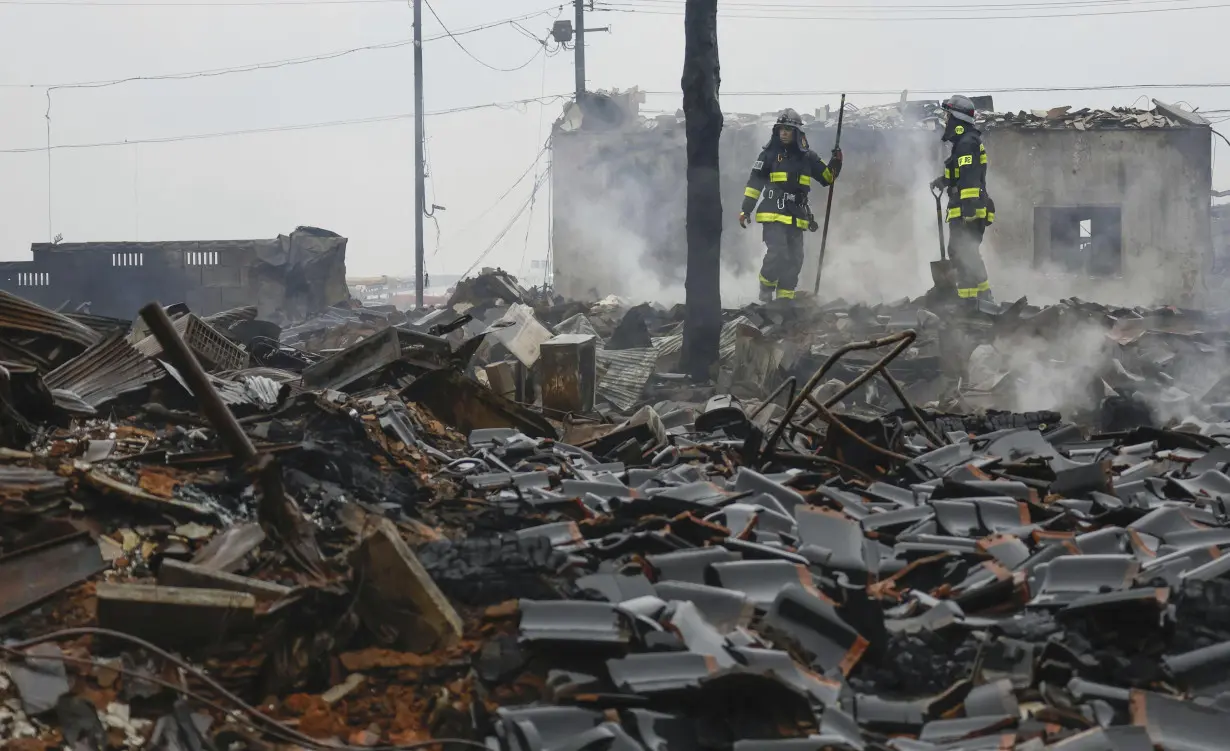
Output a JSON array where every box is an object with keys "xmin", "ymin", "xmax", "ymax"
[
  {"xmin": 413, "ymin": 0, "xmax": 425, "ymax": 310},
  {"xmin": 574, "ymin": 0, "xmax": 586, "ymax": 104},
  {"xmin": 812, "ymin": 92, "xmax": 846, "ymax": 294}
]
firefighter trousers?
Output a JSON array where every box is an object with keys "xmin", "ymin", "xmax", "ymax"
[
  {"xmin": 947, "ymin": 220, "xmax": 991, "ymax": 299},
  {"xmin": 759, "ymin": 223, "xmax": 805, "ymax": 298}
]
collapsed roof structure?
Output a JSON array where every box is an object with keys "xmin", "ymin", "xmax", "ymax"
[{"xmin": 4, "ymin": 267, "xmax": 1230, "ymax": 748}]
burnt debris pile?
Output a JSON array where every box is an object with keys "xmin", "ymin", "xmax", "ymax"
[{"xmin": 5, "ymin": 275, "xmax": 1230, "ymax": 749}]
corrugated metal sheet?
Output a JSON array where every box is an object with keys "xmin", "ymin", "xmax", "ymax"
[
  {"xmin": 159, "ymin": 360, "xmax": 285, "ymax": 411},
  {"xmin": 203, "ymin": 306, "xmax": 258, "ymax": 330},
  {"xmin": 0, "ymin": 290, "xmax": 101, "ymax": 349},
  {"xmin": 65, "ymin": 312, "xmax": 132, "ymax": 337},
  {"xmin": 720, "ymin": 316, "xmax": 751, "ymax": 360},
  {"xmin": 596, "ymin": 347, "xmax": 657, "ymax": 412},
  {"xmin": 45, "ymin": 332, "xmax": 164, "ymax": 411},
  {"xmin": 648, "ymin": 316, "xmax": 748, "ymax": 364}
]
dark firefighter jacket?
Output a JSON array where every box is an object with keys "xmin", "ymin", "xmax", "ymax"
[
  {"xmin": 740, "ymin": 138, "xmax": 835, "ymax": 230},
  {"xmin": 939, "ymin": 122, "xmax": 995, "ymax": 224}
]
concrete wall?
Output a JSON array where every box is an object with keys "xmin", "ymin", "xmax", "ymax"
[
  {"xmin": 0, "ymin": 229, "xmax": 349, "ymax": 321},
  {"xmin": 552, "ymin": 121, "xmax": 1212, "ymax": 306},
  {"xmin": 982, "ymin": 127, "xmax": 1212, "ymax": 305}
]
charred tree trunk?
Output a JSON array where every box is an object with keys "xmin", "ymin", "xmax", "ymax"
[{"xmin": 680, "ymin": 0, "xmax": 723, "ymax": 382}]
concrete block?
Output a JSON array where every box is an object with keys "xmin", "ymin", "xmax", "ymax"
[
  {"xmin": 96, "ymin": 583, "xmax": 255, "ymax": 649},
  {"xmin": 351, "ymin": 518, "xmax": 462, "ymax": 653},
  {"xmin": 157, "ymin": 559, "xmax": 292, "ymax": 603}
]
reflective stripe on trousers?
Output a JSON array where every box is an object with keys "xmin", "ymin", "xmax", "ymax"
[{"xmin": 755, "ymin": 212, "xmax": 810, "ymax": 230}]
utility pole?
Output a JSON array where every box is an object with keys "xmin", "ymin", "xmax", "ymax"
[
  {"xmin": 680, "ymin": 0, "xmax": 722, "ymax": 381},
  {"xmin": 413, "ymin": 0, "xmax": 425, "ymax": 310},
  {"xmin": 574, "ymin": 0, "xmax": 585, "ymax": 104}
]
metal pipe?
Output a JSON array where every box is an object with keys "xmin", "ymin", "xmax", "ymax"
[{"xmin": 139, "ymin": 302, "xmax": 256, "ymax": 462}]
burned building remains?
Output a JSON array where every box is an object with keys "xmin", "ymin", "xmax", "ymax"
[
  {"xmin": 0, "ymin": 226, "xmax": 349, "ymax": 322},
  {"xmin": 552, "ymin": 94, "xmax": 1213, "ymax": 304}
]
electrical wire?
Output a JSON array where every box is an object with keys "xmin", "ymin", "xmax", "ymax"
[
  {"xmin": 0, "ymin": 0, "xmax": 404, "ymax": 4},
  {"xmin": 643, "ymin": 83, "xmax": 1230, "ymax": 97},
  {"xmin": 431, "ymin": 137, "xmax": 553, "ymax": 257},
  {"xmin": 0, "ymin": 628, "xmax": 489, "ymax": 750},
  {"xmin": 0, "ymin": 5, "xmax": 564, "ymax": 89},
  {"xmin": 594, "ymin": 0, "xmax": 1230, "ymax": 20},
  {"xmin": 459, "ymin": 168, "xmax": 551, "ymax": 280},
  {"xmin": 422, "ymin": 0, "xmax": 549, "ymax": 72},
  {"xmin": 597, "ymin": 0, "xmax": 1206, "ymax": 10},
  {"xmin": 0, "ymin": 95, "xmax": 568, "ymax": 154}
]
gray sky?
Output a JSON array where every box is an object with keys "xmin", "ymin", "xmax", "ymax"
[{"xmin": 1, "ymin": 0, "xmax": 1228, "ymax": 280}]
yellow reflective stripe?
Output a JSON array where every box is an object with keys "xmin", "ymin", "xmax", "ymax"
[
  {"xmin": 986, "ymin": 211, "xmax": 996, "ymax": 223},
  {"xmin": 947, "ymin": 207, "xmax": 962, "ymax": 220},
  {"xmin": 974, "ymin": 208, "xmax": 987, "ymax": 218},
  {"xmin": 976, "ymin": 281, "xmax": 990, "ymax": 292},
  {"xmin": 755, "ymin": 212, "xmax": 793, "ymax": 225},
  {"xmin": 959, "ymin": 187, "xmax": 981, "ymax": 200},
  {"xmin": 759, "ymin": 274, "xmax": 777, "ymax": 288},
  {"xmin": 769, "ymin": 172, "xmax": 788, "ymax": 182},
  {"xmin": 957, "ymin": 155, "xmax": 974, "ymax": 167},
  {"xmin": 944, "ymin": 169, "xmax": 952, "ymax": 179},
  {"xmin": 979, "ymin": 144, "xmax": 986, "ymax": 152},
  {"xmin": 957, "ymin": 286, "xmax": 981, "ymax": 298},
  {"xmin": 952, "ymin": 167, "xmax": 961, "ymax": 178},
  {"xmin": 745, "ymin": 186, "xmax": 762, "ymax": 199},
  {"xmin": 822, "ymin": 167, "xmax": 834, "ymax": 184},
  {"xmin": 980, "ymin": 154, "xmax": 988, "ymax": 165},
  {"xmin": 799, "ymin": 174, "xmax": 811, "ymax": 186},
  {"xmin": 777, "ymin": 289, "xmax": 796, "ymax": 299},
  {"xmin": 796, "ymin": 218, "xmax": 810, "ymax": 229}
]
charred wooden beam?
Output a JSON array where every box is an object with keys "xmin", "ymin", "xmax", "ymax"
[{"xmin": 680, "ymin": 0, "xmax": 723, "ymax": 381}]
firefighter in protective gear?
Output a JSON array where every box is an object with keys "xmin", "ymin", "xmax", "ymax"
[
  {"xmin": 739, "ymin": 108, "xmax": 842, "ymax": 302},
  {"xmin": 929, "ymin": 94, "xmax": 994, "ymax": 301}
]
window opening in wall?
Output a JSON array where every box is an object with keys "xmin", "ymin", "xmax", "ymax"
[
  {"xmin": 17, "ymin": 272, "xmax": 50, "ymax": 286},
  {"xmin": 1034, "ymin": 206, "xmax": 1122, "ymax": 277},
  {"xmin": 112, "ymin": 252, "xmax": 144, "ymax": 267},
  {"xmin": 185, "ymin": 251, "xmax": 220, "ymax": 266}
]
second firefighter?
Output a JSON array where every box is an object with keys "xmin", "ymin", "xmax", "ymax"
[
  {"xmin": 929, "ymin": 95, "xmax": 995, "ymax": 301},
  {"xmin": 739, "ymin": 109, "xmax": 843, "ymax": 302}
]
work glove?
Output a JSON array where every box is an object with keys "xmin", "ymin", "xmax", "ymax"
[
  {"xmin": 829, "ymin": 148, "xmax": 843, "ymax": 179},
  {"xmin": 739, "ymin": 212, "xmax": 750, "ymax": 228},
  {"xmin": 929, "ymin": 176, "xmax": 946, "ymax": 191}
]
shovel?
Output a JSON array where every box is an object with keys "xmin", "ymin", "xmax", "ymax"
[{"xmin": 929, "ymin": 185, "xmax": 956, "ymax": 289}]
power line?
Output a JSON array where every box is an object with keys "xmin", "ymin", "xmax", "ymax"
[
  {"xmin": 421, "ymin": 0, "xmax": 546, "ymax": 72},
  {"xmin": 643, "ymin": 83, "xmax": 1230, "ymax": 97},
  {"xmin": 597, "ymin": 0, "xmax": 1202, "ymax": 10},
  {"xmin": 594, "ymin": 0, "xmax": 1230, "ymax": 20},
  {"xmin": 432, "ymin": 137, "xmax": 553, "ymax": 258},
  {"xmin": 0, "ymin": 5, "xmax": 564, "ymax": 89},
  {"xmin": 459, "ymin": 168, "xmax": 551, "ymax": 280},
  {"xmin": 0, "ymin": 95, "xmax": 568, "ymax": 154},
  {"xmin": 0, "ymin": 0, "xmax": 402, "ymax": 5}
]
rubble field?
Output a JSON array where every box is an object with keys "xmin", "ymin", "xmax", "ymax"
[{"xmin": 5, "ymin": 271, "xmax": 1230, "ymax": 751}]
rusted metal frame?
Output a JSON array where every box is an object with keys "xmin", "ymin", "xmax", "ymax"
[
  {"xmin": 816, "ymin": 333, "xmax": 918, "ymax": 409},
  {"xmin": 138, "ymin": 303, "xmax": 324, "ymax": 576},
  {"xmin": 749, "ymin": 376, "xmax": 797, "ymax": 421},
  {"xmin": 764, "ymin": 331, "xmax": 916, "ymax": 457},
  {"xmin": 803, "ymin": 394, "xmax": 911, "ymax": 463},
  {"xmin": 880, "ymin": 368, "xmax": 944, "ymax": 448}
]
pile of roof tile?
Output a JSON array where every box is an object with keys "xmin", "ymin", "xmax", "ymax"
[{"xmin": 3, "ymin": 278, "xmax": 1230, "ymax": 750}]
